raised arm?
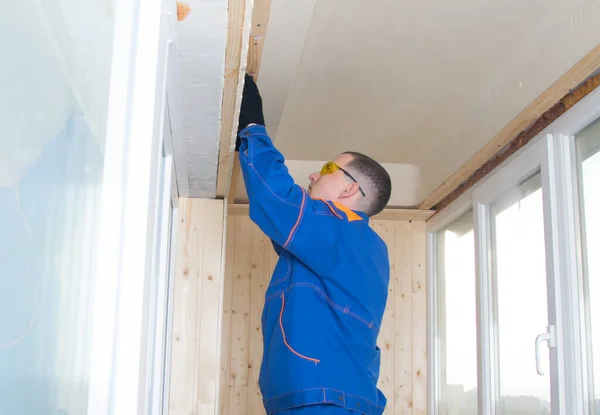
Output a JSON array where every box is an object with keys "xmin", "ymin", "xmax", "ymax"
[{"xmin": 235, "ymin": 75, "xmax": 347, "ymax": 275}]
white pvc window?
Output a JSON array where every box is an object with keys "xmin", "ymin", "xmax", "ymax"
[
  {"xmin": 0, "ymin": 1, "xmax": 117, "ymax": 413},
  {"xmin": 434, "ymin": 210, "xmax": 478, "ymax": 414},
  {"xmin": 87, "ymin": 0, "xmax": 179, "ymax": 412},
  {"xmin": 428, "ymin": 85, "xmax": 600, "ymax": 415},
  {"xmin": 491, "ymin": 173, "xmax": 550, "ymax": 410},
  {"xmin": 473, "ymin": 140, "xmax": 558, "ymax": 414}
]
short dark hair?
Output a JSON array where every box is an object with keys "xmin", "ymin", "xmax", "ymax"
[{"xmin": 343, "ymin": 151, "xmax": 392, "ymax": 216}]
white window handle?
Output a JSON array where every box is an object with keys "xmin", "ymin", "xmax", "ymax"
[{"xmin": 535, "ymin": 325, "xmax": 556, "ymax": 376}]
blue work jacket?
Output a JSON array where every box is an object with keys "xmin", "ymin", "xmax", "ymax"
[{"xmin": 238, "ymin": 125, "xmax": 389, "ymax": 415}]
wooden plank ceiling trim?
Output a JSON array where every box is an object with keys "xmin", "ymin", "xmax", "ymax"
[
  {"xmin": 214, "ymin": 0, "xmax": 255, "ymax": 198},
  {"xmin": 216, "ymin": 0, "xmax": 273, "ymax": 199}
]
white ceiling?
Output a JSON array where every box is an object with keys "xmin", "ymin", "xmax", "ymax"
[{"xmin": 255, "ymin": 0, "xmax": 600, "ymax": 203}]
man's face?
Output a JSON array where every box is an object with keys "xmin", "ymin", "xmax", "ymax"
[{"xmin": 307, "ymin": 153, "xmax": 355, "ymax": 201}]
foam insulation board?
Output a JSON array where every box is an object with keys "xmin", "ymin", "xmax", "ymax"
[
  {"xmin": 258, "ymin": 0, "xmax": 600, "ymax": 203},
  {"xmin": 174, "ymin": 0, "xmax": 228, "ymax": 198}
]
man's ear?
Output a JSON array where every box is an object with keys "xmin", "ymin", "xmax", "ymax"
[{"xmin": 339, "ymin": 182, "xmax": 359, "ymax": 199}]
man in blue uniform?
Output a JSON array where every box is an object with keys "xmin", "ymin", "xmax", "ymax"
[{"xmin": 235, "ymin": 75, "xmax": 392, "ymax": 415}]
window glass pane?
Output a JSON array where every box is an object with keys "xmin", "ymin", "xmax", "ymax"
[
  {"xmin": 491, "ymin": 172, "xmax": 551, "ymax": 414},
  {"xmin": 0, "ymin": 1, "xmax": 115, "ymax": 413},
  {"xmin": 437, "ymin": 211, "xmax": 477, "ymax": 414},
  {"xmin": 576, "ymin": 117, "xmax": 600, "ymax": 407}
]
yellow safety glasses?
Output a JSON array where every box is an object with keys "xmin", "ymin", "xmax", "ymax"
[{"xmin": 320, "ymin": 161, "xmax": 366, "ymax": 197}]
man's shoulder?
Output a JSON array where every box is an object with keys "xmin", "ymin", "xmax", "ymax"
[
  {"xmin": 308, "ymin": 199, "xmax": 370, "ymax": 223},
  {"xmin": 343, "ymin": 217, "xmax": 389, "ymax": 258}
]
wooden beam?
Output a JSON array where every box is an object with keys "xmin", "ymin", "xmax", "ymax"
[
  {"xmin": 223, "ymin": 0, "xmax": 274, "ymax": 202},
  {"xmin": 419, "ymin": 44, "xmax": 600, "ymax": 210},
  {"xmin": 227, "ymin": 152, "xmax": 242, "ymax": 201},
  {"xmin": 374, "ymin": 208, "xmax": 435, "ymax": 222},
  {"xmin": 227, "ymin": 203, "xmax": 435, "ymax": 222},
  {"xmin": 246, "ymin": 0, "xmax": 273, "ymax": 79},
  {"xmin": 214, "ymin": 0, "xmax": 254, "ymax": 198}
]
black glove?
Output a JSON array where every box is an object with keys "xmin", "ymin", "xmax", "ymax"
[{"xmin": 236, "ymin": 74, "xmax": 265, "ymax": 151}]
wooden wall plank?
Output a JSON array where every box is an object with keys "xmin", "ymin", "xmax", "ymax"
[
  {"xmin": 394, "ymin": 220, "xmax": 414, "ymax": 414},
  {"xmin": 190, "ymin": 201, "xmax": 205, "ymax": 415},
  {"xmin": 169, "ymin": 199, "xmax": 202, "ymax": 415},
  {"xmin": 218, "ymin": 217, "xmax": 236, "ymax": 415},
  {"xmin": 375, "ymin": 220, "xmax": 396, "ymax": 413},
  {"xmin": 169, "ymin": 199, "xmax": 226, "ymax": 415},
  {"xmin": 196, "ymin": 200, "xmax": 225, "ymax": 412},
  {"xmin": 227, "ymin": 153, "xmax": 242, "ymax": 202},
  {"xmin": 411, "ymin": 221, "xmax": 428, "ymax": 414},
  {"xmin": 228, "ymin": 215, "xmax": 254, "ymax": 414},
  {"xmin": 169, "ymin": 200, "xmax": 198, "ymax": 414},
  {"xmin": 247, "ymin": 224, "xmax": 270, "ymax": 413}
]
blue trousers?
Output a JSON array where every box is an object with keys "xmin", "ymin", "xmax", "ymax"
[{"xmin": 273, "ymin": 404, "xmax": 360, "ymax": 414}]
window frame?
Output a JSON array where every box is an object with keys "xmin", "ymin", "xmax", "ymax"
[
  {"xmin": 428, "ymin": 190, "xmax": 474, "ymax": 414},
  {"xmin": 84, "ymin": 0, "xmax": 180, "ymax": 413},
  {"xmin": 473, "ymin": 137, "xmax": 556, "ymax": 414},
  {"xmin": 427, "ymin": 84, "xmax": 600, "ymax": 415}
]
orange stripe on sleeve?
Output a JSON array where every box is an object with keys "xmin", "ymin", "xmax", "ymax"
[{"xmin": 283, "ymin": 189, "xmax": 306, "ymax": 248}]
